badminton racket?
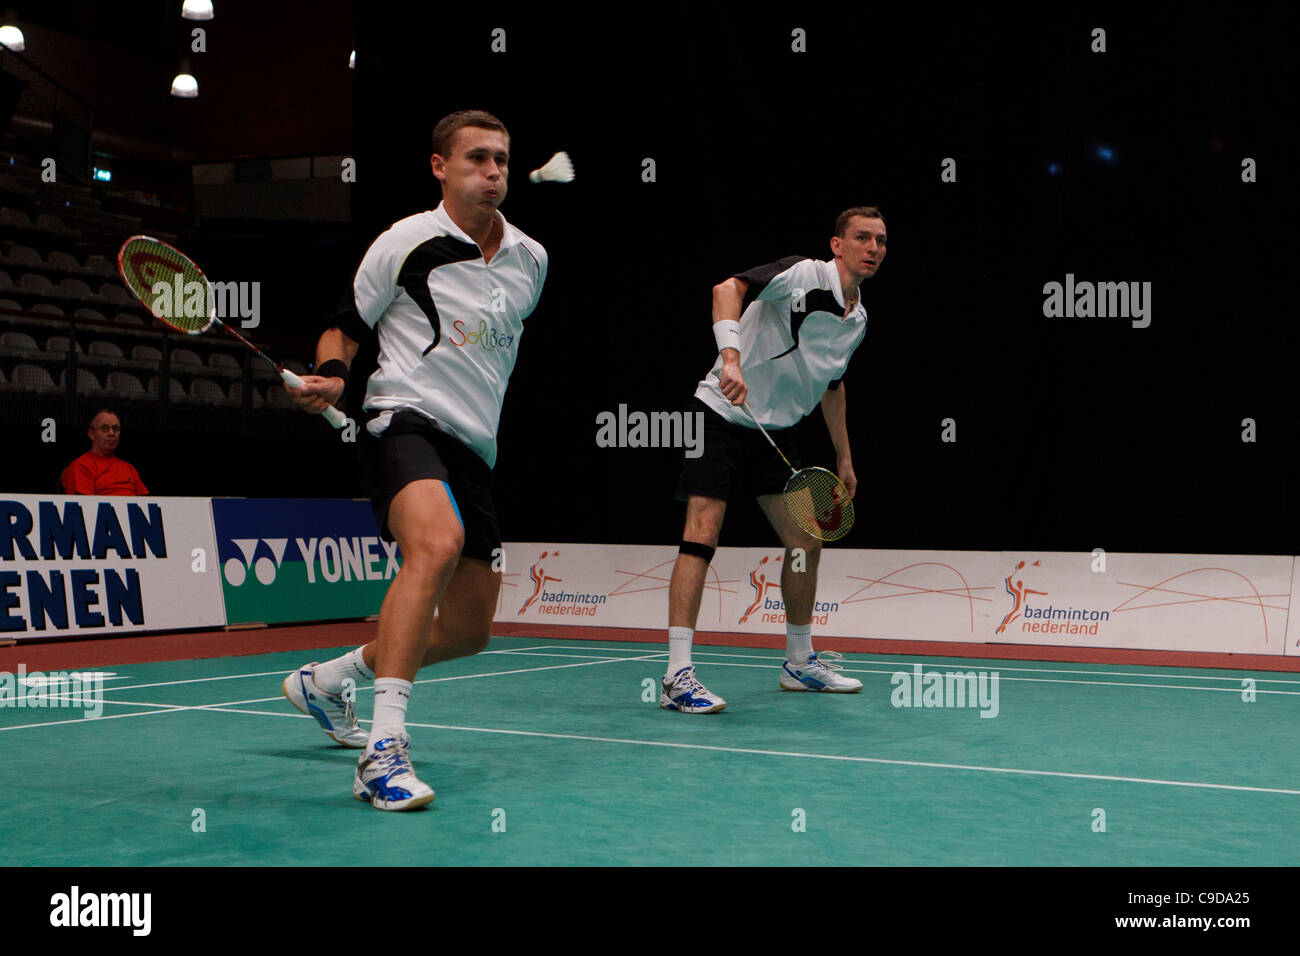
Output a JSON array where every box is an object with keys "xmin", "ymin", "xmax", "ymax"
[
  {"xmin": 740, "ymin": 400, "xmax": 854, "ymax": 541},
  {"xmin": 116, "ymin": 235, "xmax": 347, "ymax": 428}
]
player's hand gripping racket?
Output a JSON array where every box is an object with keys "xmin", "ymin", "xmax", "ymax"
[
  {"xmin": 741, "ymin": 400, "xmax": 855, "ymax": 541},
  {"xmin": 116, "ymin": 235, "xmax": 347, "ymax": 428}
]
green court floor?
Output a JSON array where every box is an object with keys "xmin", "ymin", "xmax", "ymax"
[{"xmin": 2, "ymin": 637, "xmax": 1297, "ymax": 866}]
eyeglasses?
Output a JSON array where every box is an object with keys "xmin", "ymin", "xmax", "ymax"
[{"xmin": 94, "ymin": 425, "xmax": 122, "ymax": 433}]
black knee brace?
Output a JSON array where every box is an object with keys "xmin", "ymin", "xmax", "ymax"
[{"xmin": 679, "ymin": 540, "xmax": 716, "ymax": 564}]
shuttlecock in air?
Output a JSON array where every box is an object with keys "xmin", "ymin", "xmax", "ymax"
[{"xmin": 529, "ymin": 151, "xmax": 575, "ymax": 184}]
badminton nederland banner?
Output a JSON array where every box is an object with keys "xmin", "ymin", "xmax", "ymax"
[
  {"xmin": 500, "ymin": 543, "xmax": 1296, "ymax": 656},
  {"xmin": 0, "ymin": 494, "xmax": 224, "ymax": 640},
  {"xmin": 211, "ymin": 498, "xmax": 401, "ymax": 625}
]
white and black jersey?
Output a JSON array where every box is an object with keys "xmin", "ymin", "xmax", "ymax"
[
  {"xmin": 695, "ymin": 257, "xmax": 866, "ymax": 429},
  {"xmin": 336, "ymin": 201, "xmax": 547, "ymax": 469}
]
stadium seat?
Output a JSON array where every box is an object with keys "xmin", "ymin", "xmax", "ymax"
[
  {"xmin": 3, "ymin": 245, "xmax": 42, "ymax": 267},
  {"xmin": 45, "ymin": 335, "xmax": 83, "ymax": 353},
  {"xmin": 283, "ymin": 359, "xmax": 308, "ymax": 375},
  {"xmin": 0, "ymin": 330, "xmax": 39, "ymax": 350},
  {"xmin": 47, "ymin": 250, "xmax": 89, "ymax": 274},
  {"xmin": 88, "ymin": 340, "xmax": 125, "ymax": 359},
  {"xmin": 266, "ymin": 385, "xmax": 294, "ymax": 408},
  {"xmin": 19, "ymin": 272, "xmax": 57, "ymax": 295},
  {"xmin": 31, "ymin": 304, "xmax": 67, "ymax": 316},
  {"xmin": 10, "ymin": 363, "xmax": 59, "ymax": 394},
  {"xmin": 172, "ymin": 347, "xmax": 204, "ymax": 367},
  {"xmin": 131, "ymin": 345, "xmax": 162, "ymax": 362},
  {"xmin": 0, "ymin": 272, "xmax": 13, "ymax": 290},
  {"xmin": 228, "ymin": 381, "xmax": 264, "ymax": 407},
  {"xmin": 60, "ymin": 367, "xmax": 103, "ymax": 394},
  {"xmin": 113, "ymin": 311, "xmax": 144, "ymax": 325},
  {"xmin": 188, "ymin": 378, "xmax": 227, "ymax": 404},
  {"xmin": 105, "ymin": 371, "xmax": 146, "ymax": 399},
  {"xmin": 99, "ymin": 284, "xmax": 135, "ymax": 306},
  {"xmin": 0, "ymin": 208, "xmax": 35, "ymax": 230},
  {"xmin": 147, "ymin": 375, "xmax": 186, "ymax": 401},
  {"xmin": 35, "ymin": 213, "xmax": 76, "ymax": 235},
  {"xmin": 85, "ymin": 255, "xmax": 118, "ymax": 278},
  {"xmin": 0, "ymin": 172, "xmax": 29, "ymax": 196},
  {"xmin": 208, "ymin": 352, "xmax": 241, "ymax": 372},
  {"xmin": 74, "ymin": 308, "xmax": 107, "ymax": 322},
  {"xmin": 58, "ymin": 277, "xmax": 97, "ymax": 301}
]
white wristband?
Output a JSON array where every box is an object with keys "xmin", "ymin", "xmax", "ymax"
[{"xmin": 713, "ymin": 319, "xmax": 741, "ymax": 353}]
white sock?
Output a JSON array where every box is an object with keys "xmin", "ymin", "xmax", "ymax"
[
  {"xmin": 786, "ymin": 623, "xmax": 813, "ymax": 663},
  {"xmin": 667, "ymin": 626, "xmax": 694, "ymax": 676},
  {"xmin": 311, "ymin": 646, "xmax": 374, "ymax": 694},
  {"xmin": 369, "ymin": 677, "xmax": 412, "ymax": 745}
]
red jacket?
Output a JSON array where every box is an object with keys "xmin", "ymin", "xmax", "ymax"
[{"xmin": 60, "ymin": 451, "xmax": 149, "ymax": 496}]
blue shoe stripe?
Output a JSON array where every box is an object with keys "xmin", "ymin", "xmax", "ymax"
[
  {"xmin": 367, "ymin": 773, "xmax": 415, "ymax": 802},
  {"xmin": 299, "ymin": 671, "xmax": 337, "ymax": 729}
]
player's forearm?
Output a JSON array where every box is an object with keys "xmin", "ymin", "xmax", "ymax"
[
  {"xmin": 316, "ymin": 328, "xmax": 359, "ymax": 369},
  {"xmin": 712, "ymin": 279, "xmax": 746, "ymax": 366},
  {"xmin": 821, "ymin": 386, "xmax": 852, "ymax": 462}
]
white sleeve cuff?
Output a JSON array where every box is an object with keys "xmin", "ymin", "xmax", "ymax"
[{"xmin": 713, "ymin": 319, "xmax": 741, "ymax": 353}]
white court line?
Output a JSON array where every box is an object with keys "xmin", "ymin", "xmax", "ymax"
[
  {"xmin": 17, "ymin": 639, "xmax": 1296, "ymax": 700},
  {"xmin": 177, "ymin": 703, "xmax": 1300, "ymax": 797},
  {"xmin": 12, "ymin": 644, "xmax": 1295, "ymax": 712},
  {"xmin": 12, "ymin": 670, "xmax": 1299, "ymax": 796},
  {"xmin": 497, "ymin": 650, "xmax": 1300, "ymax": 697},
  {"xmin": 0, "ymin": 654, "xmax": 664, "ymax": 732},
  {"xmin": 152, "ymin": 652, "xmax": 668, "ymax": 709},
  {"xmin": 639, "ymin": 660, "xmax": 1300, "ymax": 697},
  {"xmin": 49, "ymin": 644, "xmax": 562, "ymax": 697},
  {"xmin": 532, "ymin": 644, "xmax": 1300, "ymax": 684},
  {"xmin": 0, "ymin": 706, "xmax": 191, "ymax": 732}
]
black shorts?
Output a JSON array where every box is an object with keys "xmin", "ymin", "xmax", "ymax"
[
  {"xmin": 359, "ymin": 409, "xmax": 501, "ymax": 561},
  {"xmin": 674, "ymin": 397, "xmax": 805, "ymax": 501}
]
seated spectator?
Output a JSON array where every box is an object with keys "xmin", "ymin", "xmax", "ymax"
[{"xmin": 60, "ymin": 409, "xmax": 149, "ymax": 495}]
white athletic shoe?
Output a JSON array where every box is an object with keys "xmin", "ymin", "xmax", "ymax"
[
  {"xmin": 660, "ymin": 666, "xmax": 726, "ymax": 713},
  {"xmin": 353, "ymin": 734, "xmax": 436, "ymax": 811},
  {"xmin": 780, "ymin": 651, "xmax": 863, "ymax": 693},
  {"xmin": 282, "ymin": 663, "xmax": 369, "ymax": 748}
]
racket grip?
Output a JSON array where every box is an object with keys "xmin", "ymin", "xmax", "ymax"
[
  {"xmin": 320, "ymin": 404, "xmax": 348, "ymax": 429},
  {"xmin": 281, "ymin": 369, "xmax": 348, "ymax": 430}
]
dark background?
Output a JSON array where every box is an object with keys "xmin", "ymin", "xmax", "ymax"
[{"xmin": 4, "ymin": 2, "xmax": 1297, "ymax": 555}]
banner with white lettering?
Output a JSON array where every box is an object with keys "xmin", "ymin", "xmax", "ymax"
[
  {"xmin": 210, "ymin": 498, "xmax": 401, "ymax": 625},
  {"xmin": 0, "ymin": 495, "xmax": 224, "ymax": 640}
]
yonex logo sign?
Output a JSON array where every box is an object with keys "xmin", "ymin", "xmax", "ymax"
[
  {"xmin": 223, "ymin": 537, "xmax": 287, "ymax": 586},
  {"xmin": 221, "ymin": 536, "xmax": 400, "ymax": 587}
]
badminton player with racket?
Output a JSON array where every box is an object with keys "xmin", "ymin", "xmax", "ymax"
[
  {"xmin": 281, "ymin": 110, "xmax": 551, "ymax": 810},
  {"xmin": 662, "ymin": 207, "xmax": 886, "ymax": 713}
]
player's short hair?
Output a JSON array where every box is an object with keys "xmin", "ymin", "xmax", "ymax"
[
  {"xmin": 835, "ymin": 206, "xmax": 886, "ymax": 237},
  {"xmin": 88, "ymin": 408, "xmax": 119, "ymax": 427},
  {"xmin": 431, "ymin": 110, "xmax": 510, "ymax": 157}
]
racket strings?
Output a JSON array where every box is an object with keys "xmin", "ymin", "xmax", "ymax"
[
  {"xmin": 784, "ymin": 467, "xmax": 854, "ymax": 541},
  {"xmin": 119, "ymin": 238, "xmax": 211, "ymax": 332}
]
